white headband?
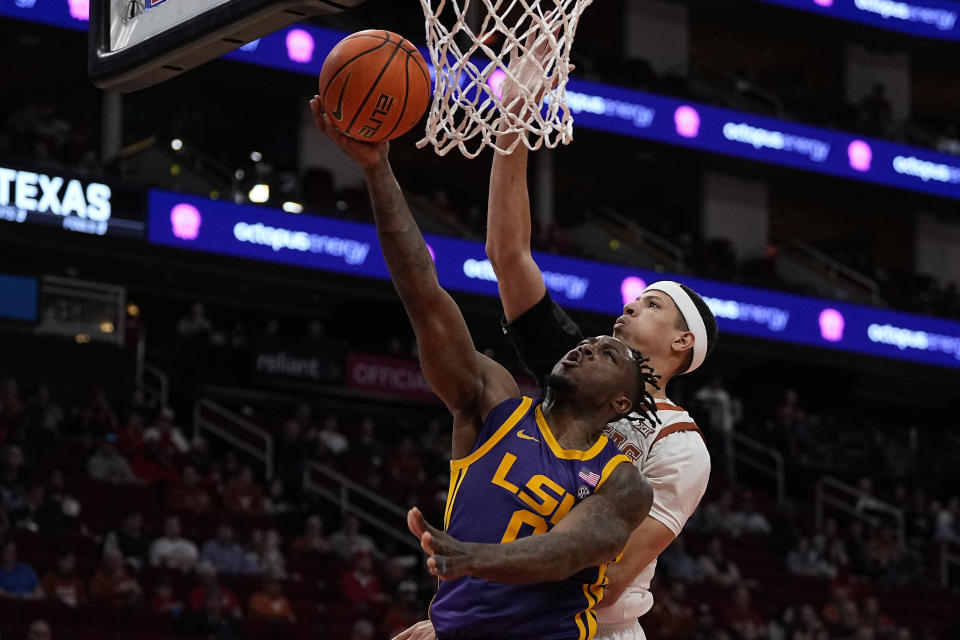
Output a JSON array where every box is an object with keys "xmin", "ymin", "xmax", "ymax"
[{"xmin": 643, "ymin": 280, "xmax": 708, "ymax": 374}]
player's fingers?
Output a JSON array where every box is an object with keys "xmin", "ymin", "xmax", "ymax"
[
  {"xmin": 392, "ymin": 620, "xmax": 432, "ymax": 640},
  {"xmin": 420, "ymin": 530, "xmax": 436, "ymax": 556},
  {"xmin": 407, "ymin": 507, "xmax": 426, "ymax": 538},
  {"xmin": 309, "ymin": 97, "xmax": 326, "ymax": 130}
]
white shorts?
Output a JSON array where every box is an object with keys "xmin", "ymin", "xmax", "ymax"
[{"xmin": 595, "ymin": 620, "xmax": 647, "ymax": 640}]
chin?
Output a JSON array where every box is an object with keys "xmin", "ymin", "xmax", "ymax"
[{"xmin": 545, "ymin": 372, "xmax": 576, "ymax": 395}]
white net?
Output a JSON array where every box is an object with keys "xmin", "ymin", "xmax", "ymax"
[{"xmin": 418, "ymin": 0, "xmax": 594, "ymax": 158}]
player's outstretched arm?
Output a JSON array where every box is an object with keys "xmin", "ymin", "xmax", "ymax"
[
  {"xmin": 485, "ymin": 25, "xmax": 565, "ymax": 323},
  {"xmin": 310, "ymin": 99, "xmax": 518, "ymax": 438},
  {"xmin": 407, "ymin": 463, "xmax": 653, "ymax": 584}
]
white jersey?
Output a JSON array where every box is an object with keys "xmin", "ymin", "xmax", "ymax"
[{"xmin": 596, "ymin": 399, "xmax": 711, "ymax": 625}]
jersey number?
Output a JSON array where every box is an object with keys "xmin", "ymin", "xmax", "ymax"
[{"xmin": 491, "ymin": 452, "xmax": 576, "ymax": 543}]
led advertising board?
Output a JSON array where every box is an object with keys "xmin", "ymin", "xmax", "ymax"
[{"xmin": 147, "ymin": 190, "xmax": 960, "ymax": 370}]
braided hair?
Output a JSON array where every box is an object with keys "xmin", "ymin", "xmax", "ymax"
[{"xmin": 622, "ymin": 348, "xmax": 661, "ymax": 425}]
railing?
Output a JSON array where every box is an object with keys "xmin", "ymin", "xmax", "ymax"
[
  {"xmin": 940, "ymin": 539, "xmax": 960, "ymax": 588},
  {"xmin": 783, "ymin": 240, "xmax": 881, "ymax": 304},
  {"xmin": 35, "ymin": 276, "xmax": 126, "ymax": 346},
  {"xmin": 193, "ymin": 399, "xmax": 274, "ymax": 479},
  {"xmin": 594, "ymin": 205, "xmax": 687, "ymax": 271},
  {"xmin": 142, "ymin": 363, "xmax": 170, "ymax": 410},
  {"xmin": 815, "ymin": 476, "xmax": 905, "ymax": 547},
  {"xmin": 732, "ymin": 432, "xmax": 786, "ymax": 503},
  {"xmin": 303, "ymin": 461, "xmax": 419, "ymax": 552}
]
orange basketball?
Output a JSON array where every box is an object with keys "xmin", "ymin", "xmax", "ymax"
[{"xmin": 318, "ymin": 30, "xmax": 432, "ymax": 143}]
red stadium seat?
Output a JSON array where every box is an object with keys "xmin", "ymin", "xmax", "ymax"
[
  {"xmin": 127, "ymin": 607, "xmax": 176, "ymax": 635},
  {"xmin": 21, "ymin": 599, "xmax": 74, "ymax": 628}
]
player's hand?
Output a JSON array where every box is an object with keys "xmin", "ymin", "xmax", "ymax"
[
  {"xmin": 392, "ymin": 619, "xmax": 436, "ymax": 640},
  {"xmin": 407, "ymin": 507, "xmax": 472, "ymax": 581},
  {"xmin": 309, "ymin": 96, "xmax": 389, "ymax": 172},
  {"xmin": 501, "ymin": 12, "xmax": 572, "ymax": 113}
]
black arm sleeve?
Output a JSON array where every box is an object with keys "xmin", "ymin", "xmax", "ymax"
[{"xmin": 502, "ymin": 291, "xmax": 585, "ymax": 387}]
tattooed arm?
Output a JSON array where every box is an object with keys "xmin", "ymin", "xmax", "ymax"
[
  {"xmin": 407, "ymin": 463, "xmax": 653, "ymax": 583},
  {"xmin": 309, "ymin": 99, "xmax": 518, "ymax": 457}
]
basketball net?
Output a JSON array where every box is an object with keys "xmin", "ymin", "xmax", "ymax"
[{"xmin": 418, "ymin": 0, "xmax": 593, "ymax": 158}]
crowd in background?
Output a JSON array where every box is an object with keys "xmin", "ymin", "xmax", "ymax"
[{"xmin": 2, "ymin": 293, "xmax": 958, "ymax": 640}]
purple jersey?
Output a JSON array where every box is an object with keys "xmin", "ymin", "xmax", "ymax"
[{"xmin": 430, "ymin": 396, "xmax": 632, "ymax": 640}]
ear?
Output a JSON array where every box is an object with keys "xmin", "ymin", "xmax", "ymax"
[
  {"xmin": 673, "ymin": 330, "xmax": 695, "ymax": 356},
  {"xmin": 612, "ymin": 394, "xmax": 632, "ymax": 417}
]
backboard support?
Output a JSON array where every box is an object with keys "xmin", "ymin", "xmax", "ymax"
[{"xmin": 89, "ymin": 0, "xmax": 367, "ymax": 92}]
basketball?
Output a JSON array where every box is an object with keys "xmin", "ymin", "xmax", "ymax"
[{"xmin": 318, "ymin": 30, "xmax": 432, "ymax": 143}]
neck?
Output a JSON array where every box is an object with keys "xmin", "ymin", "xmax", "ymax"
[
  {"xmin": 540, "ymin": 390, "xmax": 605, "ymax": 449},
  {"xmin": 645, "ymin": 356, "xmax": 676, "ymax": 400}
]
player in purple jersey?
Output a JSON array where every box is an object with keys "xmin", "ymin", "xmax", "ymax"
[{"xmin": 312, "ymin": 98, "xmax": 657, "ymax": 640}]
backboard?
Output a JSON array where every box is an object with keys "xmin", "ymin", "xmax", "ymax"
[{"xmin": 89, "ymin": 0, "xmax": 367, "ymax": 92}]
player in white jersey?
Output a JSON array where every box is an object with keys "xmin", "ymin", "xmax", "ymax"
[{"xmin": 395, "ymin": 40, "xmax": 717, "ymax": 640}]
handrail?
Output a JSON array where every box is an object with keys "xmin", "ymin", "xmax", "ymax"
[
  {"xmin": 732, "ymin": 432, "xmax": 786, "ymax": 503},
  {"xmin": 302, "ymin": 461, "xmax": 419, "ymax": 552},
  {"xmin": 193, "ymin": 399, "xmax": 274, "ymax": 479},
  {"xmin": 143, "ymin": 363, "xmax": 169, "ymax": 410},
  {"xmin": 940, "ymin": 539, "xmax": 960, "ymax": 588},
  {"xmin": 787, "ymin": 239, "xmax": 881, "ymax": 301},
  {"xmin": 815, "ymin": 475, "xmax": 905, "ymax": 547},
  {"xmin": 594, "ymin": 205, "xmax": 686, "ymax": 267}
]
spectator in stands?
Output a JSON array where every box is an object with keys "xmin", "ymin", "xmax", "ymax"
[
  {"xmin": 861, "ymin": 597, "xmax": 894, "ymax": 635},
  {"xmin": 935, "ymin": 498, "xmax": 960, "ymax": 542},
  {"xmin": 786, "ymin": 537, "xmax": 831, "ymax": 577},
  {"xmin": 0, "ymin": 379, "xmax": 25, "ymax": 442},
  {"xmin": 721, "ymin": 584, "xmax": 765, "ymax": 638},
  {"xmin": 222, "ymin": 466, "xmax": 265, "ymax": 515},
  {"xmin": 317, "ymin": 414, "xmax": 348, "ymax": 456},
  {"xmin": 937, "ymin": 124, "xmax": 960, "ymax": 156},
  {"xmin": 0, "ymin": 445, "xmax": 29, "ymax": 512},
  {"xmin": 658, "ymin": 537, "xmax": 704, "ymax": 583},
  {"xmin": 350, "ymin": 619, "xmax": 375, "ymax": 640},
  {"xmin": 186, "ymin": 436, "xmax": 214, "ymax": 476},
  {"xmin": 694, "ymin": 376, "xmax": 740, "ymax": 453},
  {"xmin": 859, "ymin": 83, "xmax": 893, "ymax": 135},
  {"xmin": 251, "ymin": 528, "xmax": 285, "ymax": 576},
  {"xmin": 0, "ymin": 540, "xmax": 42, "ymax": 599},
  {"xmin": 89, "ymin": 548, "xmax": 141, "ymax": 605},
  {"xmin": 350, "ymin": 417, "xmax": 385, "ymax": 471},
  {"xmin": 166, "ymin": 464, "xmax": 212, "ymax": 514},
  {"xmin": 731, "ymin": 491, "xmax": 771, "ymax": 535},
  {"xmin": 11, "ymin": 484, "xmax": 62, "ymax": 535},
  {"xmin": 330, "ymin": 515, "xmax": 377, "ymax": 559},
  {"xmin": 186, "ymin": 587, "xmax": 239, "ymax": 638},
  {"xmin": 264, "ymin": 478, "xmax": 294, "ymax": 515},
  {"xmin": 387, "ymin": 437, "xmax": 426, "ymax": 495},
  {"xmin": 381, "ymin": 581, "xmax": 421, "ymax": 638},
  {"xmin": 822, "ymin": 586, "xmax": 860, "ymax": 638},
  {"xmin": 201, "ymin": 524, "xmax": 260, "ymax": 575},
  {"xmin": 247, "ymin": 573, "xmax": 295, "ymax": 623},
  {"xmin": 41, "ymin": 551, "xmax": 84, "ymax": 607},
  {"xmin": 72, "ymin": 387, "xmax": 119, "ymax": 436},
  {"xmin": 116, "ymin": 412, "xmax": 146, "ymax": 457},
  {"xmin": 86, "ymin": 437, "xmax": 139, "ymax": 485},
  {"xmin": 339, "ymin": 551, "xmax": 384, "ymax": 607},
  {"xmin": 104, "ymin": 511, "xmax": 151, "ymax": 570},
  {"xmin": 148, "ymin": 577, "xmax": 183, "ymax": 617},
  {"xmin": 699, "ymin": 537, "xmax": 742, "ymax": 586},
  {"xmin": 22, "ymin": 383, "xmax": 63, "ymax": 450},
  {"xmin": 150, "ymin": 515, "xmax": 199, "ymax": 572},
  {"xmin": 274, "ymin": 420, "xmax": 307, "ymax": 498},
  {"xmin": 699, "ymin": 491, "xmax": 741, "ymax": 538},
  {"xmin": 130, "ymin": 440, "xmax": 180, "ymax": 487},
  {"xmin": 144, "ymin": 408, "xmax": 190, "ymax": 457},
  {"xmin": 27, "ymin": 620, "xmax": 51, "ymax": 640},
  {"xmin": 290, "ymin": 515, "xmax": 332, "ymax": 556},
  {"xmin": 178, "ymin": 302, "xmax": 213, "ymax": 340},
  {"xmin": 188, "ymin": 563, "xmax": 241, "ymax": 619},
  {"xmin": 650, "ymin": 582, "xmax": 695, "ymax": 639}
]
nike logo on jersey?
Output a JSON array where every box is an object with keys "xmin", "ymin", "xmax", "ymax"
[
  {"xmin": 516, "ymin": 430, "xmax": 539, "ymax": 443},
  {"xmin": 331, "ymin": 73, "xmax": 350, "ymax": 121}
]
